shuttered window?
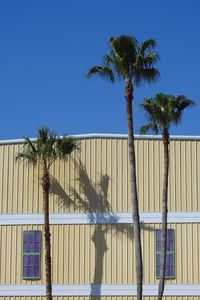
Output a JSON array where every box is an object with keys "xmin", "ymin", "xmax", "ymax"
[
  {"xmin": 156, "ymin": 229, "xmax": 175, "ymax": 278},
  {"xmin": 22, "ymin": 231, "xmax": 41, "ymax": 279}
]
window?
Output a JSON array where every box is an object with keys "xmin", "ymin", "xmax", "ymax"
[
  {"xmin": 22, "ymin": 231, "xmax": 41, "ymax": 280},
  {"xmin": 155, "ymin": 229, "xmax": 175, "ymax": 278}
]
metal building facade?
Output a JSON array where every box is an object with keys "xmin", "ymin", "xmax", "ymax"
[{"xmin": 0, "ymin": 135, "xmax": 199, "ymax": 299}]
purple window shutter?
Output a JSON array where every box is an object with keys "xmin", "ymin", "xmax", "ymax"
[
  {"xmin": 156, "ymin": 230, "xmax": 161, "ymax": 277},
  {"xmin": 23, "ymin": 231, "xmax": 40, "ymax": 253},
  {"xmin": 166, "ymin": 229, "xmax": 175, "ymax": 277},
  {"xmin": 156, "ymin": 253, "xmax": 161, "ymax": 277},
  {"xmin": 167, "ymin": 229, "xmax": 174, "ymax": 251},
  {"xmin": 165, "ymin": 253, "xmax": 174, "ymax": 277},
  {"xmin": 23, "ymin": 256, "xmax": 40, "ymax": 278},
  {"xmin": 156, "ymin": 229, "xmax": 175, "ymax": 278},
  {"xmin": 23, "ymin": 231, "xmax": 41, "ymax": 279},
  {"xmin": 156, "ymin": 229, "xmax": 161, "ymax": 252}
]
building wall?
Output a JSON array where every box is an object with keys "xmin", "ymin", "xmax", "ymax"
[
  {"xmin": 0, "ymin": 137, "xmax": 200, "ymax": 214},
  {"xmin": 0, "ymin": 223, "xmax": 199, "ymax": 285},
  {"xmin": 0, "ymin": 136, "xmax": 199, "ymax": 298}
]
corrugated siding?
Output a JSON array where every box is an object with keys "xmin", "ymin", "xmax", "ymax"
[
  {"xmin": 0, "ymin": 138, "xmax": 199, "ymax": 214},
  {"xmin": 0, "ymin": 223, "xmax": 199, "ymax": 285}
]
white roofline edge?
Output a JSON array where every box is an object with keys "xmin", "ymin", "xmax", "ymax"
[{"xmin": 0, "ymin": 133, "xmax": 200, "ymax": 145}]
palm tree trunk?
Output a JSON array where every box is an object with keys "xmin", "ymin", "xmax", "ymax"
[
  {"xmin": 158, "ymin": 129, "xmax": 169, "ymax": 300},
  {"xmin": 42, "ymin": 170, "xmax": 52, "ymax": 300},
  {"xmin": 125, "ymin": 78, "xmax": 143, "ymax": 300}
]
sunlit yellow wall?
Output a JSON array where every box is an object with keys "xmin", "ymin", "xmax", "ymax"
[
  {"xmin": 0, "ymin": 223, "xmax": 199, "ymax": 285},
  {"xmin": 0, "ymin": 137, "xmax": 199, "ymax": 214},
  {"xmin": 0, "ymin": 137, "xmax": 199, "ymax": 300}
]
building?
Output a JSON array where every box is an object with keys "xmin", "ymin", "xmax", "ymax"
[{"xmin": 0, "ymin": 134, "xmax": 199, "ymax": 299}]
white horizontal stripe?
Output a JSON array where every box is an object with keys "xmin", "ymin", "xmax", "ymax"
[
  {"xmin": 0, "ymin": 284, "xmax": 200, "ymax": 296},
  {"xmin": 0, "ymin": 285, "xmax": 45, "ymax": 296},
  {"xmin": 0, "ymin": 211, "xmax": 200, "ymax": 225},
  {"xmin": 1, "ymin": 133, "xmax": 200, "ymax": 144},
  {"xmin": 0, "ymin": 214, "xmax": 44, "ymax": 225}
]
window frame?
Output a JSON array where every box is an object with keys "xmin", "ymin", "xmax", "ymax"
[
  {"xmin": 22, "ymin": 230, "xmax": 41, "ymax": 280},
  {"xmin": 155, "ymin": 228, "xmax": 175, "ymax": 279}
]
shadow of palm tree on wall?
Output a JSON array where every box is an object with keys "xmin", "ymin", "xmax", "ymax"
[
  {"xmin": 50, "ymin": 160, "xmax": 154, "ymax": 298},
  {"xmin": 72, "ymin": 162, "xmax": 134, "ymax": 299}
]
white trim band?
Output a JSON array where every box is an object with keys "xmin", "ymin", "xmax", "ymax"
[
  {"xmin": 0, "ymin": 211, "xmax": 200, "ymax": 225},
  {"xmin": 1, "ymin": 133, "xmax": 200, "ymax": 144},
  {"xmin": 0, "ymin": 284, "xmax": 200, "ymax": 296}
]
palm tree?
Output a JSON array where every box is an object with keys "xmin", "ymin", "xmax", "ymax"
[
  {"xmin": 16, "ymin": 127, "xmax": 77, "ymax": 300},
  {"xmin": 140, "ymin": 93, "xmax": 195, "ymax": 300},
  {"xmin": 87, "ymin": 35, "xmax": 159, "ymax": 300}
]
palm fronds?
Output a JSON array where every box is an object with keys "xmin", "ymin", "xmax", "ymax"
[
  {"xmin": 16, "ymin": 127, "xmax": 77, "ymax": 171},
  {"xmin": 140, "ymin": 93, "xmax": 195, "ymax": 134},
  {"xmin": 87, "ymin": 34, "xmax": 159, "ymax": 85},
  {"xmin": 86, "ymin": 66, "xmax": 114, "ymax": 83}
]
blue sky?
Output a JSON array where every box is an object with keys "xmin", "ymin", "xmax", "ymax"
[{"xmin": 0, "ymin": 0, "xmax": 199, "ymax": 139}]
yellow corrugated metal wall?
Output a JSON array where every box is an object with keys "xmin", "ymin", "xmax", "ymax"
[
  {"xmin": 0, "ymin": 137, "xmax": 199, "ymax": 299},
  {"xmin": 0, "ymin": 223, "xmax": 199, "ymax": 285},
  {"xmin": 0, "ymin": 138, "xmax": 199, "ymax": 214}
]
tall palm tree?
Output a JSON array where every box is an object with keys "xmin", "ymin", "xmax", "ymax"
[
  {"xmin": 140, "ymin": 93, "xmax": 195, "ymax": 300},
  {"xmin": 16, "ymin": 127, "xmax": 77, "ymax": 300},
  {"xmin": 87, "ymin": 35, "xmax": 159, "ymax": 300}
]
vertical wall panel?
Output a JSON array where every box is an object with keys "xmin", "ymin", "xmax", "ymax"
[{"xmin": 0, "ymin": 137, "xmax": 200, "ymax": 214}]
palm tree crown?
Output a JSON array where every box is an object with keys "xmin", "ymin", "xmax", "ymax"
[
  {"xmin": 16, "ymin": 127, "xmax": 77, "ymax": 170},
  {"xmin": 140, "ymin": 93, "xmax": 195, "ymax": 135},
  {"xmin": 87, "ymin": 35, "xmax": 160, "ymax": 85}
]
